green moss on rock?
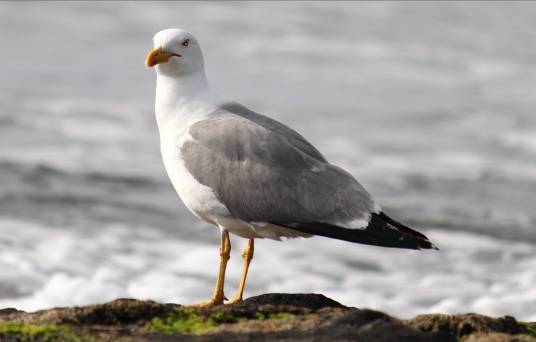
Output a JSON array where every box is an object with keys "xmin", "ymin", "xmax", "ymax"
[
  {"xmin": 520, "ymin": 322, "xmax": 536, "ymax": 338},
  {"xmin": 266, "ymin": 312, "xmax": 295, "ymax": 320},
  {"xmin": 145, "ymin": 308, "xmax": 216, "ymax": 334},
  {"xmin": 209, "ymin": 311, "xmax": 246, "ymax": 324},
  {"xmin": 145, "ymin": 307, "xmax": 296, "ymax": 334},
  {"xmin": 0, "ymin": 323, "xmax": 91, "ymax": 342}
]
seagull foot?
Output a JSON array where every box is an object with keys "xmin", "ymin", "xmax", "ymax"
[
  {"xmin": 188, "ymin": 295, "xmax": 227, "ymax": 308},
  {"xmin": 226, "ymin": 297, "xmax": 243, "ymax": 305}
]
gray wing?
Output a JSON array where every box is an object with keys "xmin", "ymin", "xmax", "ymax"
[
  {"xmin": 181, "ymin": 104, "xmax": 375, "ymax": 225},
  {"xmin": 219, "ymin": 102, "xmax": 328, "ymax": 163}
]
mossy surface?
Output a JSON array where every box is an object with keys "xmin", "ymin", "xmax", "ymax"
[
  {"xmin": 257, "ymin": 312, "xmax": 294, "ymax": 320},
  {"xmin": 145, "ymin": 307, "xmax": 296, "ymax": 334},
  {"xmin": 2, "ymin": 295, "xmax": 532, "ymax": 341},
  {"xmin": 145, "ymin": 308, "xmax": 217, "ymax": 334},
  {"xmin": 520, "ymin": 322, "xmax": 536, "ymax": 338},
  {"xmin": 0, "ymin": 322, "xmax": 94, "ymax": 342}
]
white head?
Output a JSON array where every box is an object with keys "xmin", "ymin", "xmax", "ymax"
[{"xmin": 145, "ymin": 28, "xmax": 205, "ymax": 77}]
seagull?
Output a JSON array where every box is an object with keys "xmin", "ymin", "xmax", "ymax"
[{"xmin": 145, "ymin": 28, "xmax": 438, "ymax": 307}]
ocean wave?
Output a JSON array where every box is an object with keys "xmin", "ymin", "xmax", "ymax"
[
  {"xmin": 0, "ymin": 160, "xmax": 186, "ymax": 232},
  {"xmin": 501, "ymin": 131, "xmax": 536, "ymax": 154},
  {"xmin": 0, "ymin": 160, "xmax": 159, "ymax": 189}
]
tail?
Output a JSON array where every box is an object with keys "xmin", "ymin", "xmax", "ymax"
[{"xmin": 274, "ymin": 212, "xmax": 438, "ymax": 250}]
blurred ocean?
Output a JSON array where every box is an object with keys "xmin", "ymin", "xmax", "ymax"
[{"xmin": 1, "ymin": 2, "xmax": 535, "ymax": 320}]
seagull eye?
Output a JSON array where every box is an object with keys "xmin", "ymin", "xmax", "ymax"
[{"xmin": 182, "ymin": 38, "xmax": 190, "ymax": 47}]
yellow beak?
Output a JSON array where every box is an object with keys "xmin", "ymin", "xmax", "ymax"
[{"xmin": 145, "ymin": 47, "xmax": 181, "ymax": 67}]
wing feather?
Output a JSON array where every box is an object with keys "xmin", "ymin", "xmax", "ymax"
[{"xmin": 181, "ymin": 106, "xmax": 375, "ymax": 225}]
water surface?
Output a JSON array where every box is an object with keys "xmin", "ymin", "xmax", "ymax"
[{"xmin": 0, "ymin": 2, "xmax": 535, "ymax": 320}]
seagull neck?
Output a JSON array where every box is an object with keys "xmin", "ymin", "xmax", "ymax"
[
  {"xmin": 155, "ymin": 71, "xmax": 222, "ymax": 132},
  {"xmin": 156, "ymin": 71, "xmax": 211, "ymax": 101}
]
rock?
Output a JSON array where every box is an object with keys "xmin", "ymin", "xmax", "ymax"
[
  {"xmin": 229, "ymin": 293, "xmax": 345, "ymax": 310},
  {"xmin": 0, "ymin": 298, "xmax": 181, "ymax": 325},
  {"xmin": 408, "ymin": 313, "xmax": 524, "ymax": 339},
  {"xmin": 463, "ymin": 332, "xmax": 536, "ymax": 342},
  {"xmin": 0, "ymin": 294, "xmax": 534, "ymax": 341}
]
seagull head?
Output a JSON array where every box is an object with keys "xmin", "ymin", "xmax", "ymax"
[{"xmin": 145, "ymin": 28, "xmax": 204, "ymax": 76}]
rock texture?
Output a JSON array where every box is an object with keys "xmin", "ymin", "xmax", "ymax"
[{"xmin": 0, "ymin": 293, "xmax": 534, "ymax": 341}]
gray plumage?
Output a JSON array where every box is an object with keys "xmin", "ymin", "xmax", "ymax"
[{"xmin": 181, "ymin": 102, "xmax": 376, "ymax": 226}]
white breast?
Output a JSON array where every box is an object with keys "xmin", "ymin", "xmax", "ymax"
[{"xmin": 157, "ymin": 97, "xmax": 232, "ymax": 226}]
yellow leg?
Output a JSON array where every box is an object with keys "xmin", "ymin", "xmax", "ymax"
[
  {"xmin": 190, "ymin": 230, "xmax": 231, "ymax": 307},
  {"xmin": 228, "ymin": 239, "xmax": 254, "ymax": 304}
]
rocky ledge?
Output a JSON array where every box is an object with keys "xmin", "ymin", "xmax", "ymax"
[{"xmin": 0, "ymin": 293, "xmax": 535, "ymax": 341}]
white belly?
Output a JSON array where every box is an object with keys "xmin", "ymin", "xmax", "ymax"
[{"xmin": 160, "ymin": 131, "xmax": 228, "ymax": 224}]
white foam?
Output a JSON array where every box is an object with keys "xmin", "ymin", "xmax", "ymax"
[
  {"xmin": 502, "ymin": 131, "xmax": 536, "ymax": 154},
  {"xmin": 1, "ymin": 218, "xmax": 535, "ymax": 321}
]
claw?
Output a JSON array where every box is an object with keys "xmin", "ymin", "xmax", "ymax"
[
  {"xmin": 226, "ymin": 297, "xmax": 243, "ymax": 305},
  {"xmin": 189, "ymin": 294, "xmax": 226, "ymax": 307}
]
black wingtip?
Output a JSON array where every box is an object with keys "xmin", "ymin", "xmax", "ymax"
[
  {"xmin": 418, "ymin": 240, "xmax": 440, "ymax": 251},
  {"xmin": 370, "ymin": 212, "xmax": 438, "ymax": 250},
  {"xmin": 273, "ymin": 212, "xmax": 438, "ymax": 251}
]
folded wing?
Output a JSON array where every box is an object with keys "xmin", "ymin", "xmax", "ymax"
[{"xmin": 181, "ymin": 103, "xmax": 436, "ymax": 250}]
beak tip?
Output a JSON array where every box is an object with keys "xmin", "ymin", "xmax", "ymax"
[
  {"xmin": 145, "ymin": 46, "xmax": 178, "ymax": 69},
  {"xmin": 145, "ymin": 58, "xmax": 155, "ymax": 68},
  {"xmin": 145, "ymin": 46, "xmax": 163, "ymax": 69}
]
